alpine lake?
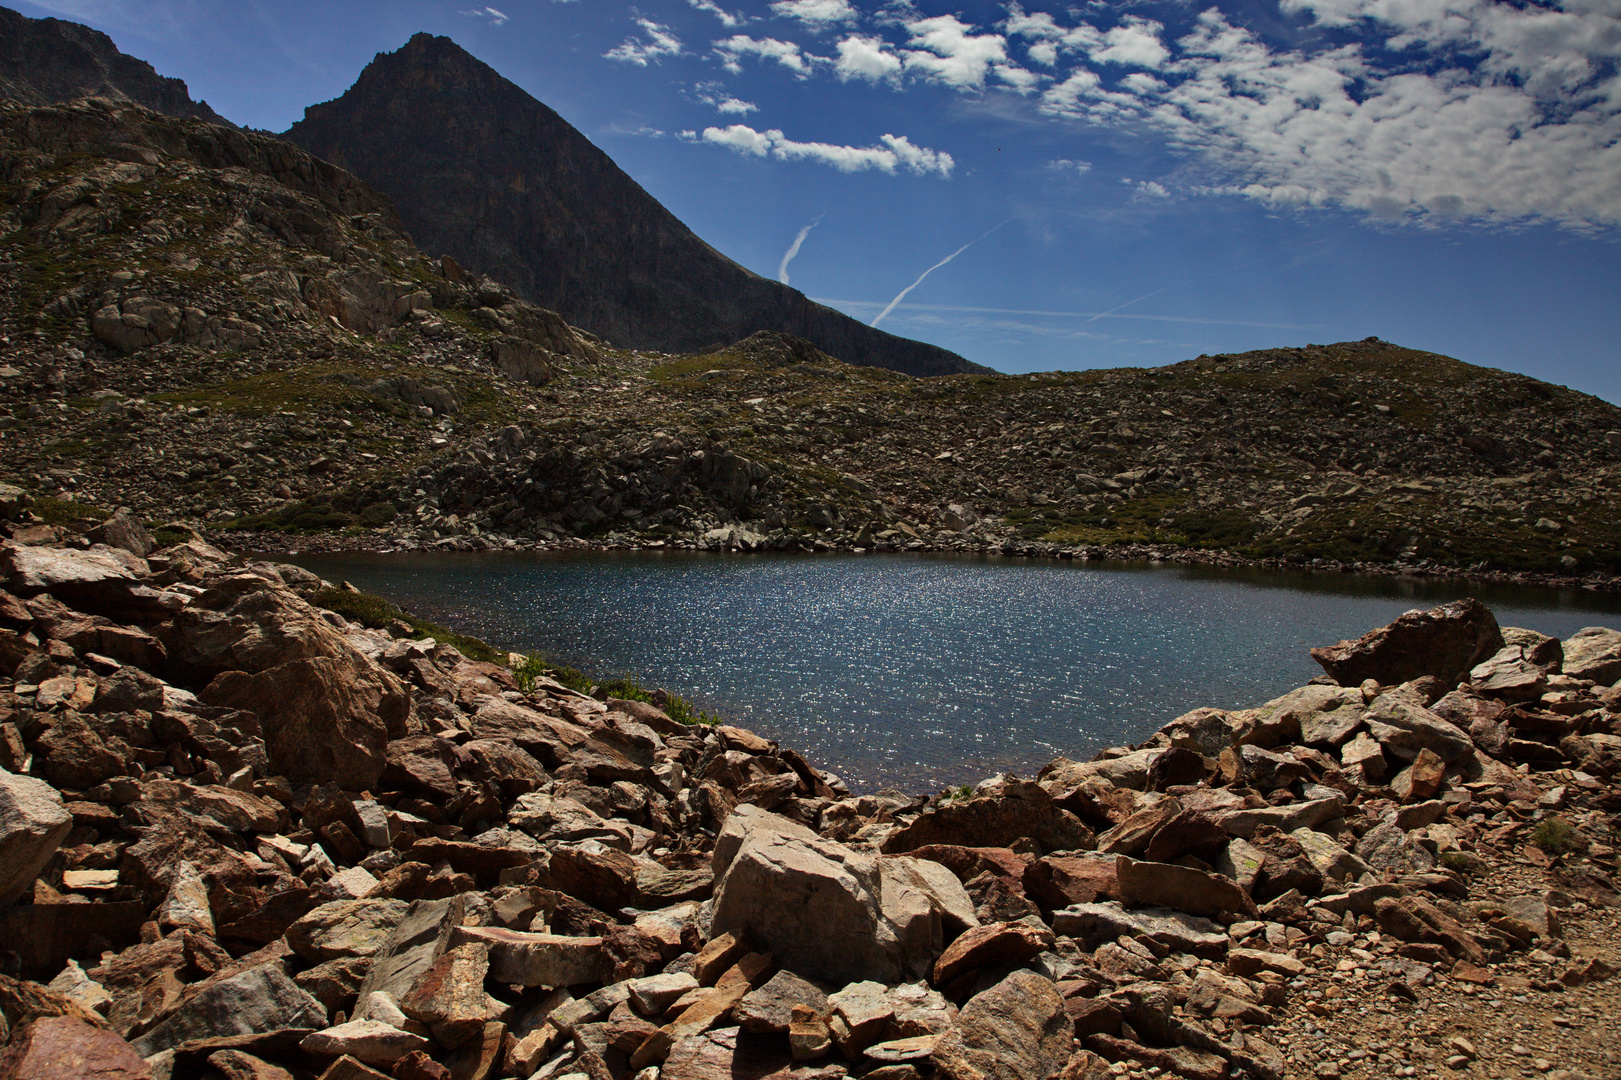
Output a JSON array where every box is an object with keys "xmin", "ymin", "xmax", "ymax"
[{"xmin": 287, "ymin": 550, "xmax": 1621, "ymax": 794}]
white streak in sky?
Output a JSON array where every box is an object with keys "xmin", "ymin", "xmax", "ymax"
[
  {"xmin": 778, "ymin": 215, "xmax": 823, "ymax": 284},
  {"xmin": 871, "ymin": 222, "xmax": 1006, "ymax": 329}
]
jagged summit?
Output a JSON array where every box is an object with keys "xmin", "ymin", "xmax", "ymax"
[
  {"xmin": 284, "ymin": 33, "xmax": 987, "ymax": 378},
  {"xmin": 0, "ymin": 4, "xmax": 229, "ymax": 126}
]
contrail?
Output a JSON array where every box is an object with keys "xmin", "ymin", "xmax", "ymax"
[
  {"xmin": 1086, "ymin": 238, "xmax": 1331, "ymax": 322},
  {"xmin": 871, "ymin": 222, "xmax": 1007, "ymax": 329},
  {"xmin": 778, "ymin": 215, "xmax": 823, "ymax": 285}
]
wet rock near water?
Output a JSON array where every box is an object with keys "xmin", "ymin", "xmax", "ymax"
[{"xmin": 0, "ymin": 522, "xmax": 1619, "ymax": 1080}]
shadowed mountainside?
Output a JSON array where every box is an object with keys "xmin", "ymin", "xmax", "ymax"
[
  {"xmin": 0, "ymin": 4, "xmax": 229, "ymax": 126},
  {"xmin": 282, "ymin": 33, "xmax": 986, "ymax": 378}
]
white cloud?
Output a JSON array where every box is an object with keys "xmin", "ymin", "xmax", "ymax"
[
  {"xmin": 902, "ymin": 14, "xmax": 1015, "ymax": 89},
  {"xmin": 1137, "ymin": 7, "xmax": 1621, "ymax": 227},
  {"xmin": 459, "ymin": 7, "xmax": 509, "ymax": 25},
  {"xmin": 835, "ymin": 34, "xmax": 904, "ymax": 82},
  {"xmin": 770, "ymin": 0, "xmax": 859, "ymax": 28},
  {"xmin": 687, "ymin": 0, "xmax": 744, "ymax": 28},
  {"xmin": 694, "ymin": 124, "xmax": 954, "ymax": 176},
  {"xmin": 713, "ymin": 34, "xmax": 821, "ymax": 75},
  {"xmin": 1093, "ymin": 17, "xmax": 1168, "ymax": 69},
  {"xmin": 605, "ymin": 19, "xmax": 682, "ymax": 65},
  {"xmin": 1128, "ymin": 179, "xmax": 1171, "ymax": 200},
  {"xmin": 997, "ymin": 1, "xmax": 1621, "ymax": 228},
  {"xmin": 1048, "ymin": 158, "xmax": 1093, "ymax": 174}
]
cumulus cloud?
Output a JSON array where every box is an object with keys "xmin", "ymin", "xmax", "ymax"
[
  {"xmin": 694, "ymin": 125, "xmax": 955, "ymax": 176},
  {"xmin": 713, "ymin": 34, "xmax": 822, "ymax": 75},
  {"xmin": 604, "ymin": 19, "xmax": 682, "ymax": 65},
  {"xmin": 771, "ymin": 0, "xmax": 859, "ymax": 28},
  {"xmin": 687, "ymin": 0, "xmax": 744, "ymax": 27},
  {"xmin": 1145, "ymin": 7, "xmax": 1621, "ymax": 227},
  {"xmin": 901, "ymin": 13, "xmax": 1037, "ymax": 90},
  {"xmin": 459, "ymin": 7, "xmax": 509, "ymax": 25},
  {"xmin": 1004, "ymin": 1, "xmax": 1621, "ymax": 228},
  {"xmin": 1048, "ymin": 158, "xmax": 1092, "ymax": 174},
  {"xmin": 835, "ymin": 34, "xmax": 904, "ymax": 82}
]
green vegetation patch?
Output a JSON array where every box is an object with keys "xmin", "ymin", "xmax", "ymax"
[{"xmin": 308, "ymin": 585, "xmax": 505, "ymax": 664}]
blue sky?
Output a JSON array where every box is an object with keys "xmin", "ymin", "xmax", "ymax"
[{"xmin": 18, "ymin": 0, "xmax": 1621, "ymax": 401}]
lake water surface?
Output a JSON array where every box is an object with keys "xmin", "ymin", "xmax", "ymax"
[{"xmin": 291, "ymin": 551, "xmax": 1621, "ymax": 793}]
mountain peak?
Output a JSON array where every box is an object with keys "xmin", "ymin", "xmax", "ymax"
[{"xmin": 286, "ymin": 34, "xmax": 985, "ymax": 377}]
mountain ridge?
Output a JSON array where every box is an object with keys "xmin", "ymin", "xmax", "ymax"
[
  {"xmin": 0, "ymin": 4, "xmax": 229, "ymax": 126},
  {"xmin": 282, "ymin": 32, "xmax": 988, "ymax": 378}
]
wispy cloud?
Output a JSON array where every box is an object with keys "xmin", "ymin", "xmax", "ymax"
[
  {"xmin": 604, "ymin": 18, "xmax": 682, "ymax": 66},
  {"xmin": 815, "ymin": 299, "xmax": 1318, "ymax": 331},
  {"xmin": 459, "ymin": 7, "xmax": 509, "ymax": 26},
  {"xmin": 687, "ymin": 0, "xmax": 744, "ymax": 28},
  {"xmin": 872, "ymin": 223, "xmax": 1006, "ymax": 328},
  {"xmin": 778, "ymin": 215, "xmax": 824, "ymax": 284},
  {"xmin": 693, "ymin": 81, "xmax": 758, "ymax": 114},
  {"xmin": 694, "ymin": 125, "xmax": 954, "ymax": 176}
]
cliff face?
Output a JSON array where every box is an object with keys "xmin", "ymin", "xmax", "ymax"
[
  {"xmin": 283, "ymin": 33, "xmax": 986, "ymax": 378},
  {"xmin": 0, "ymin": 4, "xmax": 230, "ymax": 126}
]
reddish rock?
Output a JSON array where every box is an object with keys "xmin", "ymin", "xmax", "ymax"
[
  {"xmin": 0, "ymin": 1016, "xmax": 150, "ymax": 1080},
  {"xmin": 1373, "ymin": 896, "xmax": 1487, "ymax": 964},
  {"xmin": 1022, "ymin": 855, "xmax": 1119, "ymax": 911},
  {"xmin": 1115, "ymin": 856, "xmax": 1260, "ymax": 919},
  {"xmin": 932, "ymin": 920, "xmax": 1055, "ymax": 985},
  {"xmin": 1310, "ymin": 599, "xmax": 1504, "ymax": 688}
]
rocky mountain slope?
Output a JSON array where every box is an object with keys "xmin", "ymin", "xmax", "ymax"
[
  {"xmin": 0, "ymin": 5, "xmax": 229, "ymax": 126},
  {"xmin": 3, "ymin": 94, "xmax": 1621, "ymax": 578},
  {"xmin": 0, "ymin": 514, "xmax": 1617, "ymax": 1080},
  {"xmin": 280, "ymin": 33, "xmax": 983, "ymax": 379}
]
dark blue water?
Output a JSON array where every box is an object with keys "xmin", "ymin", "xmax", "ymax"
[{"xmin": 290, "ymin": 551, "xmax": 1621, "ymax": 793}]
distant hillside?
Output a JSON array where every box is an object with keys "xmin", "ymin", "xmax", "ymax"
[
  {"xmin": 283, "ymin": 33, "xmax": 986, "ymax": 378},
  {"xmin": 0, "ymin": 4, "xmax": 230, "ymax": 125}
]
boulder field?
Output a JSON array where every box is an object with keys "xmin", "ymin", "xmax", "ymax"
[{"xmin": 0, "ymin": 520, "xmax": 1618, "ymax": 1080}]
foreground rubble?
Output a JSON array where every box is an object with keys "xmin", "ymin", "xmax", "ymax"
[{"xmin": 0, "ymin": 517, "xmax": 1618, "ymax": 1080}]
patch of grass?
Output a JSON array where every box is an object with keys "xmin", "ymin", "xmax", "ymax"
[
  {"xmin": 27, "ymin": 496, "xmax": 111, "ymax": 528},
  {"xmin": 595, "ymin": 675, "xmax": 719, "ymax": 725},
  {"xmin": 308, "ymin": 585, "xmax": 505, "ymax": 664},
  {"xmin": 1532, "ymin": 816, "xmax": 1578, "ymax": 857}
]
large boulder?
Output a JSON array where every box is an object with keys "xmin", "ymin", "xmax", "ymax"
[
  {"xmin": 0, "ymin": 1015, "xmax": 151, "ymax": 1080},
  {"xmin": 1310, "ymin": 600, "xmax": 1504, "ymax": 687},
  {"xmin": 710, "ymin": 806, "xmax": 951, "ymax": 984},
  {"xmin": 1558, "ymin": 627, "xmax": 1621, "ymax": 684},
  {"xmin": 201, "ymin": 656, "xmax": 404, "ymax": 790},
  {"xmin": 0, "ymin": 542, "xmax": 145, "ymax": 614},
  {"xmin": 0, "ymin": 767, "xmax": 73, "ymax": 907},
  {"xmin": 129, "ymin": 964, "xmax": 327, "ymax": 1056},
  {"xmin": 929, "ymin": 969, "xmax": 1073, "ymax": 1080},
  {"xmin": 881, "ymin": 779, "xmax": 1094, "ymax": 855},
  {"xmin": 1250, "ymin": 685, "xmax": 1367, "ymax": 747},
  {"xmin": 1364, "ymin": 693, "xmax": 1473, "ymax": 762}
]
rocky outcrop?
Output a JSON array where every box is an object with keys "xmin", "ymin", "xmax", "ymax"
[
  {"xmin": 2, "ymin": 522, "xmax": 1619, "ymax": 1080},
  {"xmin": 283, "ymin": 33, "xmax": 984, "ymax": 378}
]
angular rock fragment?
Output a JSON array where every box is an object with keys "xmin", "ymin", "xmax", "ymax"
[{"xmin": 929, "ymin": 969, "xmax": 1072, "ymax": 1080}]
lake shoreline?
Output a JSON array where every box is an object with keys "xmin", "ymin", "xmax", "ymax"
[{"xmin": 222, "ymin": 526, "xmax": 1621, "ymax": 596}]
